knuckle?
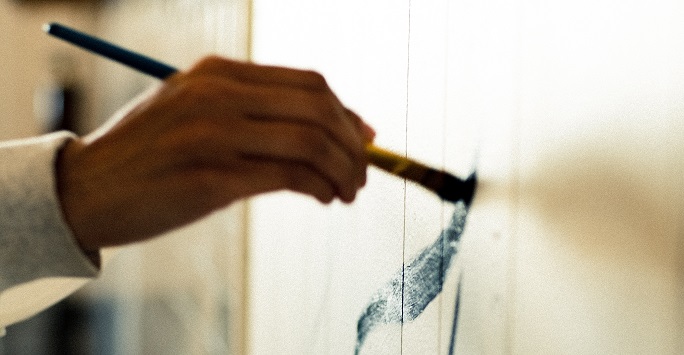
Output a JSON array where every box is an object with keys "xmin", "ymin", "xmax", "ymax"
[
  {"xmin": 192, "ymin": 55, "xmax": 228, "ymax": 72},
  {"xmin": 191, "ymin": 56, "xmax": 249, "ymax": 79},
  {"xmin": 302, "ymin": 70, "xmax": 328, "ymax": 90}
]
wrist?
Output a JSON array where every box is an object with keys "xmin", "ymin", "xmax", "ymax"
[{"xmin": 55, "ymin": 138, "xmax": 101, "ymax": 262}]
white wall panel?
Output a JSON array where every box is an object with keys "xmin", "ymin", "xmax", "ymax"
[
  {"xmin": 250, "ymin": 1, "xmax": 684, "ymax": 355},
  {"xmin": 250, "ymin": 1, "xmax": 410, "ymax": 354},
  {"xmin": 403, "ymin": 1, "xmax": 452, "ymax": 353}
]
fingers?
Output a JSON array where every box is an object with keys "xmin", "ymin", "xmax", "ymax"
[
  {"xmin": 160, "ymin": 56, "xmax": 375, "ymax": 203},
  {"xmin": 216, "ymin": 159, "xmax": 339, "ymax": 204},
  {"xmin": 169, "ymin": 64, "xmax": 368, "ymax": 201},
  {"xmin": 183, "ymin": 57, "xmax": 367, "ymax": 160},
  {"xmin": 236, "ymin": 84, "xmax": 367, "ymax": 171},
  {"xmin": 173, "ymin": 118, "xmax": 364, "ymax": 203},
  {"xmin": 234, "ymin": 121, "xmax": 365, "ymax": 202},
  {"xmin": 193, "ymin": 58, "xmax": 376, "ymax": 150}
]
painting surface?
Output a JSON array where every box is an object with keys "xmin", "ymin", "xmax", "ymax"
[{"xmin": 249, "ymin": 1, "xmax": 485, "ymax": 353}]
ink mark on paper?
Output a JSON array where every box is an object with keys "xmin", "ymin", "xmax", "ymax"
[{"xmin": 355, "ymin": 173, "xmax": 475, "ymax": 354}]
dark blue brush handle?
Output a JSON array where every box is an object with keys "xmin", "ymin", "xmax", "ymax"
[{"xmin": 45, "ymin": 22, "xmax": 178, "ymax": 80}]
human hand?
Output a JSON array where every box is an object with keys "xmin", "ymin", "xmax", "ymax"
[{"xmin": 56, "ymin": 56, "xmax": 375, "ymax": 253}]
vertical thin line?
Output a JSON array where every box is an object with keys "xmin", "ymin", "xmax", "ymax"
[
  {"xmin": 401, "ymin": 0, "xmax": 412, "ymax": 353},
  {"xmin": 439, "ymin": 0, "xmax": 451, "ymax": 350}
]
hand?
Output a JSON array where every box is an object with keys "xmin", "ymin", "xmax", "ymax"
[{"xmin": 56, "ymin": 56, "xmax": 375, "ymax": 253}]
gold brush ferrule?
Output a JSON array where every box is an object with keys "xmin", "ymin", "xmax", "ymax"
[
  {"xmin": 365, "ymin": 145, "xmax": 477, "ymax": 203},
  {"xmin": 366, "ymin": 145, "xmax": 433, "ymax": 187}
]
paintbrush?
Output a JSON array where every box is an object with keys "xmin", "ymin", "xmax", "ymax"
[
  {"xmin": 44, "ymin": 22, "xmax": 476, "ymax": 204},
  {"xmin": 366, "ymin": 145, "xmax": 476, "ymax": 203}
]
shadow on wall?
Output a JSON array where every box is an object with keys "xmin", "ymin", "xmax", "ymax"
[{"xmin": 520, "ymin": 125, "xmax": 683, "ymax": 272}]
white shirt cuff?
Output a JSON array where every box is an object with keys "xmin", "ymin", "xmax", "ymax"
[{"xmin": 0, "ymin": 132, "xmax": 100, "ymax": 330}]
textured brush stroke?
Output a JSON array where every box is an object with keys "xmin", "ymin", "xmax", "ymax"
[{"xmin": 355, "ymin": 200, "xmax": 470, "ymax": 354}]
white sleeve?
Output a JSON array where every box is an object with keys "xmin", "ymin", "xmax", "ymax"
[{"xmin": 0, "ymin": 131, "xmax": 100, "ymax": 334}]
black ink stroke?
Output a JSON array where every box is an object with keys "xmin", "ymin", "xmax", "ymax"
[
  {"xmin": 448, "ymin": 275, "xmax": 463, "ymax": 355},
  {"xmin": 355, "ymin": 173, "xmax": 475, "ymax": 355}
]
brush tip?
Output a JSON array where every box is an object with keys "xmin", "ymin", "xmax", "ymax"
[{"xmin": 436, "ymin": 172, "xmax": 477, "ymax": 205}]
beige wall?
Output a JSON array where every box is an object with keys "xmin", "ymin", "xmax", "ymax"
[
  {"xmin": 85, "ymin": 2, "xmax": 251, "ymax": 355},
  {"xmin": 0, "ymin": 1, "xmax": 97, "ymax": 140},
  {"xmin": 1, "ymin": 2, "xmax": 251, "ymax": 354}
]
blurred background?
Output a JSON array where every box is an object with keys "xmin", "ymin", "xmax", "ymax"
[{"xmin": 0, "ymin": 1, "xmax": 250, "ymax": 354}]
